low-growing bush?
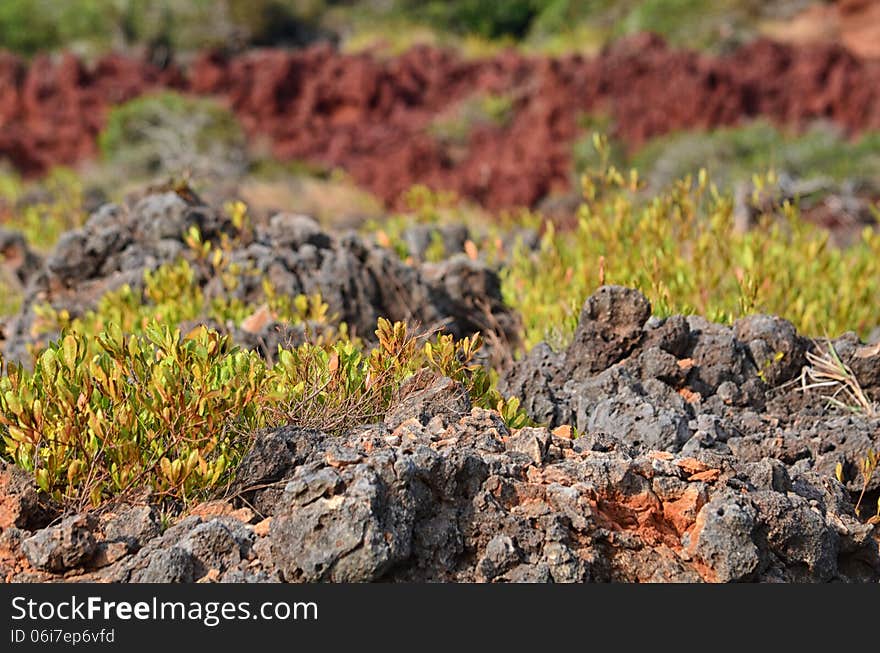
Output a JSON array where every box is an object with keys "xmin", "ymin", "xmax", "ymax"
[
  {"xmin": 630, "ymin": 120, "xmax": 880, "ymax": 191},
  {"xmin": 404, "ymin": 0, "xmax": 545, "ymax": 40},
  {"xmin": 0, "ymin": 323, "xmax": 267, "ymax": 508},
  {"xmin": 0, "ymin": 0, "xmax": 336, "ymax": 57},
  {"xmin": 503, "ymin": 136, "xmax": 880, "ymax": 350},
  {"xmin": 428, "ymin": 92, "xmax": 516, "ymax": 151},
  {"xmin": 616, "ymin": 0, "xmax": 767, "ymax": 52},
  {"xmin": 98, "ymin": 92, "xmax": 249, "ymax": 183},
  {"xmin": 0, "ymin": 0, "xmax": 117, "ymax": 56},
  {"xmin": 267, "ymin": 318, "xmax": 529, "ymax": 434},
  {"xmin": 1, "ymin": 316, "xmax": 529, "ymax": 509},
  {"xmin": 0, "ymin": 169, "xmax": 88, "ymax": 253}
]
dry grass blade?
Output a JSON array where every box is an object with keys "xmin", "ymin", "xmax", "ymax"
[
  {"xmin": 800, "ymin": 340, "xmax": 877, "ymax": 417},
  {"xmin": 262, "ymin": 320, "xmax": 444, "ymax": 436},
  {"xmin": 800, "ymin": 341, "xmax": 880, "ymax": 523}
]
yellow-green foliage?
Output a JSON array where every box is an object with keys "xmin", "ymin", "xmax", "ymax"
[
  {"xmin": 33, "ymin": 258, "xmax": 330, "ymax": 346},
  {"xmin": 503, "ymin": 137, "xmax": 880, "ymax": 350},
  {"xmin": 0, "ymin": 169, "xmax": 88, "ymax": 317},
  {"xmin": 424, "ymin": 329, "xmax": 530, "ymax": 429},
  {"xmin": 265, "ymin": 318, "xmax": 530, "ymax": 433},
  {"xmin": 267, "ymin": 319, "xmax": 418, "ymax": 433},
  {"xmin": 0, "ymin": 169, "xmax": 87, "ymax": 253},
  {"xmin": 0, "ymin": 316, "xmax": 529, "ymax": 508},
  {"xmin": 0, "ymin": 323, "xmax": 267, "ymax": 507},
  {"xmin": 35, "ymin": 260, "xmax": 202, "ymax": 340}
]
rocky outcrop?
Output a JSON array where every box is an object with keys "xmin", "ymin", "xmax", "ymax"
[
  {"xmin": 0, "ymin": 388, "xmax": 876, "ymax": 583},
  {"xmin": 2, "ymin": 191, "xmax": 520, "ymax": 365},
  {"xmin": 1, "ymin": 282, "xmax": 878, "ymax": 583},
  {"xmin": 500, "ymin": 286, "xmax": 880, "ymax": 499}
]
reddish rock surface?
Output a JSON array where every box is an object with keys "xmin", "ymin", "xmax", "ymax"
[
  {"xmin": 3, "ymin": 36, "xmax": 880, "ymax": 209},
  {"xmin": 0, "ymin": 52, "xmax": 183, "ymax": 176}
]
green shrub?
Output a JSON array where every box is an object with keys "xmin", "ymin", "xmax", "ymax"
[
  {"xmin": 0, "ymin": 0, "xmax": 337, "ymax": 56},
  {"xmin": 617, "ymin": 0, "xmax": 760, "ymax": 51},
  {"xmin": 503, "ymin": 137, "xmax": 880, "ymax": 350},
  {"xmin": 0, "ymin": 323, "xmax": 267, "ymax": 507},
  {"xmin": 405, "ymin": 0, "xmax": 546, "ymax": 39},
  {"xmin": 267, "ymin": 318, "xmax": 529, "ymax": 433},
  {"xmin": 4, "ymin": 191, "xmax": 530, "ymax": 509},
  {"xmin": 428, "ymin": 92, "xmax": 515, "ymax": 148},
  {"xmin": 0, "ymin": 0, "xmax": 117, "ymax": 56},
  {"xmin": 0, "ymin": 315, "xmax": 529, "ymax": 509},
  {"xmin": 119, "ymin": 0, "xmax": 332, "ymax": 52},
  {"xmin": 98, "ymin": 92, "xmax": 248, "ymax": 183},
  {"xmin": 0, "ymin": 169, "xmax": 88, "ymax": 253},
  {"xmin": 631, "ymin": 120, "xmax": 880, "ymax": 191}
]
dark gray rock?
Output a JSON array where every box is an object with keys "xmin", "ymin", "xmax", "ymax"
[
  {"xmin": 402, "ymin": 224, "xmax": 470, "ymax": 261},
  {"xmin": 501, "ymin": 286, "xmax": 880, "ymax": 515},
  {"xmin": 268, "ymin": 463, "xmax": 413, "ymax": 582},
  {"xmin": 686, "ymin": 494, "xmax": 761, "ymax": 582},
  {"xmin": 584, "ymin": 386, "xmax": 691, "ymax": 452},
  {"xmin": 643, "ymin": 314, "xmax": 691, "ymax": 359},
  {"xmin": 506, "ymin": 427, "xmax": 551, "ymax": 464},
  {"xmin": 496, "ymin": 342, "xmax": 565, "ymax": 425},
  {"xmin": 566, "ymin": 285, "xmax": 651, "ymax": 378},
  {"xmin": 22, "ymin": 515, "xmax": 96, "ymax": 572},
  {"xmin": 103, "ymin": 505, "xmax": 160, "ymax": 551},
  {"xmin": 231, "ymin": 427, "xmax": 328, "ymax": 515},
  {"xmin": 6, "ymin": 405, "xmax": 878, "ymax": 583},
  {"xmin": 130, "ymin": 193, "xmax": 195, "ymax": 243},
  {"xmin": 264, "ymin": 213, "xmax": 331, "ymax": 250},
  {"xmin": 751, "ymin": 490, "xmax": 838, "ymax": 582},
  {"xmin": 831, "ymin": 333, "xmax": 880, "ymax": 393},
  {"xmin": 0, "ymin": 461, "xmax": 56, "ymax": 530},
  {"xmin": 177, "ymin": 519, "xmax": 253, "ymax": 578},
  {"xmin": 130, "ymin": 547, "xmax": 195, "ymax": 583},
  {"xmin": 733, "ymin": 314, "xmax": 807, "ymax": 387},
  {"xmin": 476, "ymin": 534, "xmax": 520, "ymax": 580}
]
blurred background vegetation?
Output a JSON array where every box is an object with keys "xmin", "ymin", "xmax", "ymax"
[
  {"xmin": 1, "ymin": 0, "xmax": 878, "ymax": 335},
  {"xmin": 0, "ymin": 0, "xmax": 817, "ymax": 58}
]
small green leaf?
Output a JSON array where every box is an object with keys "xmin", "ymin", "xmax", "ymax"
[{"xmin": 62, "ymin": 334, "xmax": 78, "ymax": 370}]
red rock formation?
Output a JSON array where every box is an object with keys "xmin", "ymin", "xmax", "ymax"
[{"xmin": 2, "ymin": 37, "xmax": 880, "ymax": 209}]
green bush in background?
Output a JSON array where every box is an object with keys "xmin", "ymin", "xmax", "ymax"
[
  {"xmin": 0, "ymin": 0, "xmax": 823, "ymax": 57},
  {"xmin": 630, "ymin": 120, "xmax": 880, "ymax": 190},
  {"xmin": 0, "ymin": 0, "xmax": 116, "ymax": 56},
  {"xmin": 0, "ymin": 0, "xmax": 336, "ymax": 57},
  {"xmin": 404, "ymin": 0, "xmax": 547, "ymax": 40},
  {"xmin": 97, "ymin": 91, "xmax": 248, "ymax": 182}
]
